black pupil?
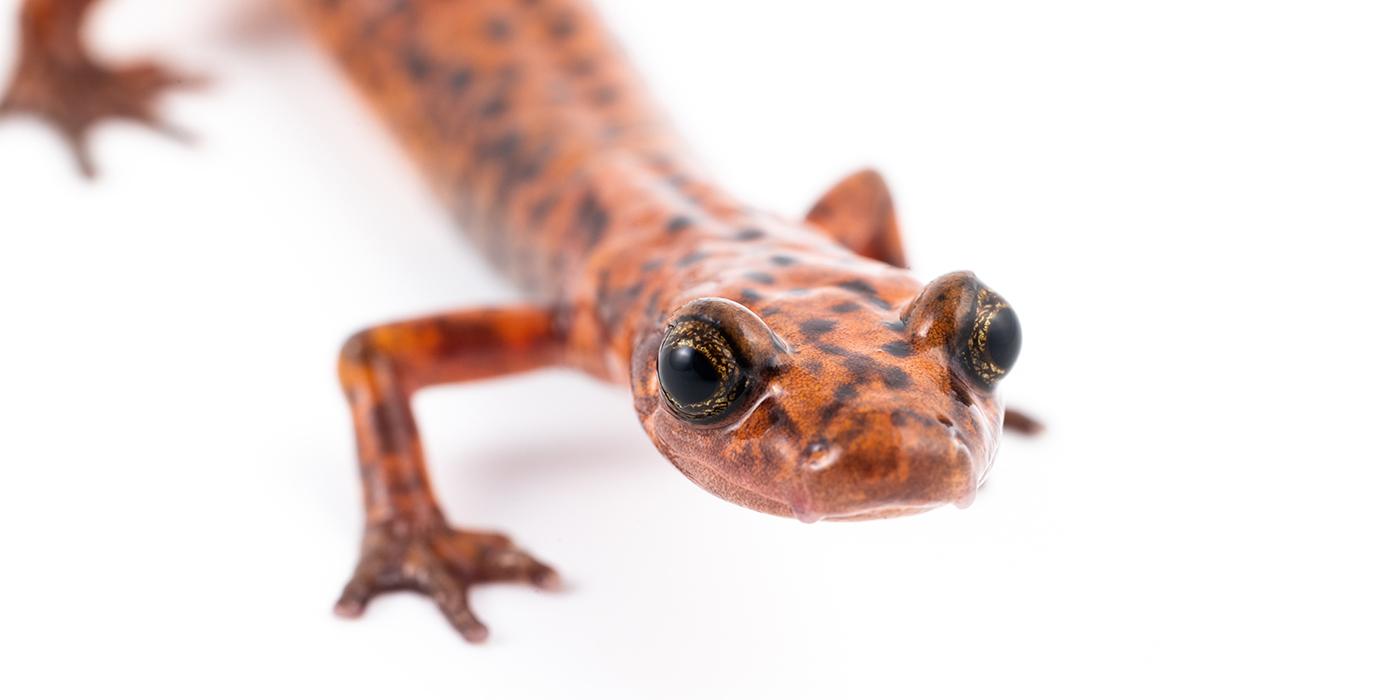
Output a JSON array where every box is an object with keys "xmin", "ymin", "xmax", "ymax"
[
  {"xmin": 987, "ymin": 307, "xmax": 1021, "ymax": 371},
  {"xmin": 660, "ymin": 345, "xmax": 722, "ymax": 405}
]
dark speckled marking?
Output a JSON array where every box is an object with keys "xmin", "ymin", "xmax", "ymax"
[
  {"xmin": 881, "ymin": 366, "xmax": 911, "ymax": 389},
  {"xmin": 568, "ymin": 57, "xmax": 595, "ymax": 77},
  {"xmin": 842, "ymin": 355, "xmax": 879, "ymax": 379},
  {"xmin": 765, "ymin": 404, "xmax": 795, "ymax": 434},
  {"xmin": 830, "ymin": 301, "xmax": 861, "ymax": 313},
  {"xmin": 641, "ymin": 258, "xmax": 664, "ymax": 272},
  {"xmin": 549, "ymin": 13, "xmax": 576, "ymax": 40},
  {"xmin": 881, "ymin": 340, "xmax": 913, "ymax": 357},
  {"xmin": 528, "ymin": 194, "xmax": 558, "ymax": 226},
  {"xmin": 675, "ymin": 251, "xmax": 709, "ymax": 267},
  {"xmin": 486, "ymin": 17, "xmax": 513, "ymax": 41},
  {"xmin": 771, "ymin": 255, "xmax": 797, "ymax": 267},
  {"xmin": 734, "ymin": 228, "xmax": 765, "ymax": 241},
  {"xmin": 402, "ymin": 48, "xmax": 432, "ymax": 81},
  {"xmin": 480, "ymin": 96, "xmax": 509, "ymax": 119},
  {"xmin": 884, "ymin": 319, "xmax": 906, "ymax": 332},
  {"xmin": 818, "ymin": 383, "xmax": 859, "ymax": 425},
  {"xmin": 576, "ymin": 191, "xmax": 609, "ymax": 249},
  {"xmin": 799, "ymin": 318, "xmax": 836, "ymax": 338},
  {"xmin": 815, "ymin": 343, "xmax": 859, "ymax": 358},
  {"xmin": 591, "ymin": 86, "xmax": 619, "ymax": 107},
  {"xmin": 836, "ymin": 279, "xmax": 892, "ymax": 309},
  {"xmin": 450, "ymin": 67, "xmax": 473, "ymax": 93},
  {"xmin": 739, "ymin": 289, "xmax": 763, "ymax": 303},
  {"xmin": 666, "ymin": 216, "xmax": 692, "ymax": 235},
  {"xmin": 745, "ymin": 271, "xmax": 776, "ymax": 285}
]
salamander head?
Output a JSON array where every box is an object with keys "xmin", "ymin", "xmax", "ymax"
[{"xmin": 631, "ymin": 270, "xmax": 1022, "ymax": 522}]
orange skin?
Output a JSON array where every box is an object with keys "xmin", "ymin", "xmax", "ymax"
[{"xmin": 3, "ymin": 0, "xmax": 1040, "ymax": 643}]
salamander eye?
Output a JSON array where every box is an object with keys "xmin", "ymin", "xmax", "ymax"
[
  {"xmin": 960, "ymin": 289, "xmax": 1021, "ymax": 387},
  {"xmin": 658, "ymin": 318, "xmax": 747, "ymax": 423}
]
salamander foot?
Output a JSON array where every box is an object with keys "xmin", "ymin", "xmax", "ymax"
[
  {"xmin": 1, "ymin": 3, "xmax": 204, "ymax": 178},
  {"xmin": 334, "ymin": 517, "xmax": 562, "ymax": 644}
]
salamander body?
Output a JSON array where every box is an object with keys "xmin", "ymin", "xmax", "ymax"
[{"xmin": 2, "ymin": 0, "xmax": 1036, "ymax": 642}]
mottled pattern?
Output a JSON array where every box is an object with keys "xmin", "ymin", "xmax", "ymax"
[{"xmin": 3, "ymin": 0, "xmax": 1029, "ymax": 643}]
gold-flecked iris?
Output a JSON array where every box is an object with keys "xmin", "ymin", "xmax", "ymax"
[
  {"xmin": 658, "ymin": 318, "xmax": 746, "ymax": 422},
  {"xmin": 961, "ymin": 288, "xmax": 1021, "ymax": 386}
]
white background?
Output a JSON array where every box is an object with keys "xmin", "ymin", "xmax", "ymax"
[{"xmin": 1, "ymin": 0, "xmax": 1397, "ymax": 697}]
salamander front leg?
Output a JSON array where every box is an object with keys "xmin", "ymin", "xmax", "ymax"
[
  {"xmin": 333, "ymin": 307, "xmax": 568, "ymax": 644},
  {"xmin": 0, "ymin": 0, "xmax": 203, "ymax": 177}
]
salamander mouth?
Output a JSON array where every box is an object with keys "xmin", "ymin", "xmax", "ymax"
[{"xmin": 821, "ymin": 504, "xmax": 940, "ymax": 522}]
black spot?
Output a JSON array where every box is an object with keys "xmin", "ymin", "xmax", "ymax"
[
  {"xmin": 734, "ymin": 228, "xmax": 765, "ymax": 241},
  {"xmin": 480, "ymin": 96, "xmax": 509, "ymax": 119},
  {"xmin": 765, "ymin": 404, "xmax": 795, "ymax": 433},
  {"xmin": 884, "ymin": 319, "xmax": 907, "ymax": 332},
  {"xmin": 836, "ymin": 279, "xmax": 893, "ymax": 310},
  {"xmin": 641, "ymin": 258, "xmax": 664, "ymax": 272},
  {"xmin": 815, "ymin": 343, "xmax": 858, "ymax": 358},
  {"xmin": 770, "ymin": 255, "xmax": 798, "ymax": 267},
  {"xmin": 617, "ymin": 282, "xmax": 643, "ymax": 302},
  {"xmin": 760, "ymin": 306, "xmax": 783, "ymax": 317},
  {"xmin": 401, "ymin": 48, "xmax": 432, "ymax": 81},
  {"xmin": 842, "ymin": 355, "xmax": 879, "ymax": 379},
  {"xmin": 881, "ymin": 340, "xmax": 913, "ymax": 357},
  {"xmin": 739, "ymin": 289, "xmax": 763, "ymax": 303},
  {"xmin": 644, "ymin": 291, "xmax": 662, "ymax": 321},
  {"xmin": 881, "ymin": 367, "xmax": 911, "ymax": 389},
  {"xmin": 666, "ymin": 216, "xmax": 693, "ymax": 235},
  {"xmin": 800, "ymin": 318, "xmax": 836, "ymax": 338},
  {"xmin": 676, "ymin": 251, "xmax": 710, "ymax": 268},
  {"xmin": 549, "ymin": 14, "xmax": 576, "ymax": 40},
  {"xmin": 576, "ymin": 192, "xmax": 609, "ymax": 249},
  {"xmin": 830, "ymin": 301, "xmax": 861, "ymax": 313},
  {"xmin": 568, "ymin": 58, "xmax": 596, "ymax": 77},
  {"xmin": 529, "ymin": 194, "xmax": 558, "ymax": 226},
  {"xmin": 819, "ymin": 385, "xmax": 858, "ymax": 425},
  {"xmin": 486, "ymin": 17, "xmax": 513, "ymax": 41},
  {"xmin": 450, "ymin": 67, "xmax": 474, "ymax": 93},
  {"xmin": 744, "ymin": 271, "xmax": 776, "ymax": 285},
  {"xmin": 591, "ymin": 86, "xmax": 619, "ymax": 107}
]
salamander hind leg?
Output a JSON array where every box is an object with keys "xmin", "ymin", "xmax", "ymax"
[
  {"xmin": 0, "ymin": 0, "xmax": 204, "ymax": 177},
  {"xmin": 334, "ymin": 306, "xmax": 569, "ymax": 643},
  {"xmin": 1003, "ymin": 407, "xmax": 1045, "ymax": 436},
  {"xmin": 805, "ymin": 168, "xmax": 909, "ymax": 268}
]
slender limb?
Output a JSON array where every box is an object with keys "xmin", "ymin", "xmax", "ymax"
[
  {"xmin": 0, "ymin": 0, "xmax": 203, "ymax": 177},
  {"xmin": 1003, "ymin": 408, "xmax": 1045, "ymax": 436},
  {"xmin": 333, "ymin": 306, "xmax": 569, "ymax": 644}
]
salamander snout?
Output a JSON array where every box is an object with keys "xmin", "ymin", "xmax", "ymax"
[{"xmin": 785, "ymin": 405, "xmax": 990, "ymax": 522}]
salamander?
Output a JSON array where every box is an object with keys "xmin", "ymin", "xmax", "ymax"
[{"xmin": 2, "ymin": 0, "xmax": 1041, "ymax": 643}]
